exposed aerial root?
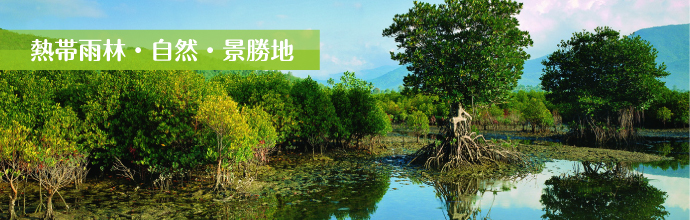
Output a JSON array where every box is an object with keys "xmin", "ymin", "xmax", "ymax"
[{"xmin": 409, "ymin": 105, "xmax": 527, "ymax": 171}]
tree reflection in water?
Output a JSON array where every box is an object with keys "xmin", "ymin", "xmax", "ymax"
[
  {"xmin": 541, "ymin": 161, "xmax": 669, "ymax": 220},
  {"xmin": 431, "ymin": 175, "xmax": 523, "ymax": 220}
]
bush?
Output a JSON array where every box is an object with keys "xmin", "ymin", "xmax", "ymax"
[
  {"xmin": 291, "ymin": 77, "xmax": 337, "ymax": 152},
  {"xmin": 330, "ymin": 72, "xmax": 391, "ymax": 147},
  {"xmin": 195, "ymin": 93, "xmax": 252, "ymax": 189},
  {"xmin": 243, "ymin": 106, "xmax": 278, "ymax": 165},
  {"xmin": 211, "ymin": 71, "xmax": 300, "ymax": 142},
  {"xmin": 522, "ymin": 98, "xmax": 554, "ymax": 132},
  {"xmin": 407, "ymin": 111, "xmax": 430, "ymax": 142}
]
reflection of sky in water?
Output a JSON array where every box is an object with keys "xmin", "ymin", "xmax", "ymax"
[
  {"xmin": 477, "ymin": 160, "xmax": 690, "ymax": 220},
  {"xmin": 345, "ymin": 168, "xmax": 447, "ymax": 220},
  {"xmin": 635, "ymin": 162, "xmax": 690, "ymax": 178},
  {"xmin": 331, "ymin": 160, "xmax": 690, "ymax": 220},
  {"xmin": 645, "ymin": 174, "xmax": 690, "ymax": 213}
]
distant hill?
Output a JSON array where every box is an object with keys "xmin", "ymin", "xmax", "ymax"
[
  {"xmin": 370, "ymin": 24, "xmax": 689, "ymax": 91},
  {"xmin": 367, "ymin": 58, "xmax": 551, "ymax": 91},
  {"xmin": 634, "ymin": 24, "xmax": 689, "ymax": 90},
  {"xmin": 355, "ymin": 65, "xmax": 400, "ymax": 80},
  {"xmin": 517, "ymin": 55, "xmax": 548, "ymax": 87},
  {"xmin": 634, "ymin": 24, "xmax": 689, "ymax": 64},
  {"xmin": 315, "ymin": 65, "xmax": 400, "ymax": 86},
  {"xmin": 0, "ymin": 29, "xmax": 82, "ymax": 50},
  {"xmin": 369, "ymin": 65, "xmax": 410, "ymax": 90}
]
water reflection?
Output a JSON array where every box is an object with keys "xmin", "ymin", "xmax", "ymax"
[
  {"xmin": 419, "ymin": 172, "xmax": 531, "ymax": 220},
  {"xmin": 434, "ymin": 179, "xmax": 495, "ymax": 220},
  {"xmin": 637, "ymin": 141, "xmax": 690, "ymax": 176},
  {"xmin": 541, "ymin": 161, "xmax": 669, "ymax": 219},
  {"xmin": 3, "ymin": 158, "xmax": 682, "ymax": 219}
]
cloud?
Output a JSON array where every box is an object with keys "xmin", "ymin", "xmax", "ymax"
[
  {"xmin": 534, "ymin": 0, "xmax": 554, "ymax": 14},
  {"xmin": 323, "ymin": 54, "xmax": 366, "ymax": 66},
  {"xmin": 517, "ymin": 0, "xmax": 689, "ymax": 57},
  {"xmin": 645, "ymin": 173, "xmax": 690, "ymax": 211},
  {"xmin": 347, "ymin": 56, "xmax": 365, "ymax": 66},
  {"xmin": 276, "ymin": 14, "xmax": 288, "ymax": 19},
  {"xmin": 474, "ymin": 160, "xmax": 690, "ymax": 213}
]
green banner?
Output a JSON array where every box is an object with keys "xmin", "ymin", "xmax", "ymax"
[{"xmin": 0, "ymin": 30, "xmax": 320, "ymax": 70}]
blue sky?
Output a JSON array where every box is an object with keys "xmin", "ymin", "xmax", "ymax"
[{"xmin": 1, "ymin": 0, "xmax": 687, "ymax": 79}]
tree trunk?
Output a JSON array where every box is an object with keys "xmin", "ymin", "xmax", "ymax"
[
  {"xmin": 22, "ymin": 177, "xmax": 27, "ymax": 215},
  {"xmin": 44, "ymin": 191, "xmax": 54, "ymax": 220},
  {"xmin": 215, "ymin": 158, "xmax": 222, "ymax": 189},
  {"xmin": 9, "ymin": 196, "xmax": 17, "ymax": 220},
  {"xmin": 448, "ymin": 102, "xmax": 458, "ymax": 135},
  {"xmin": 9, "ymin": 180, "xmax": 18, "ymax": 220}
]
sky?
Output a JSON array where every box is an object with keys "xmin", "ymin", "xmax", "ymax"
[{"xmin": 0, "ymin": 0, "xmax": 687, "ymax": 80}]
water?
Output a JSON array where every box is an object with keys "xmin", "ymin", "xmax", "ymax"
[
  {"xmin": 1, "ymin": 141, "xmax": 687, "ymax": 219},
  {"xmin": 311, "ymin": 159, "xmax": 689, "ymax": 220},
  {"xmin": 634, "ymin": 162, "xmax": 690, "ymax": 219},
  {"xmin": 266, "ymin": 135, "xmax": 690, "ymax": 219}
]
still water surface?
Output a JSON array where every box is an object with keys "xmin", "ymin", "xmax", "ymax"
[{"xmin": 311, "ymin": 159, "xmax": 689, "ymax": 220}]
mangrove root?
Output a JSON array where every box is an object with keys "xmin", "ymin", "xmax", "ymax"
[{"xmin": 410, "ymin": 105, "xmax": 527, "ymax": 171}]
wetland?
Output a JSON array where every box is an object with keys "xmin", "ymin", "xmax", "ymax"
[{"xmin": 1, "ymin": 128, "xmax": 687, "ymax": 220}]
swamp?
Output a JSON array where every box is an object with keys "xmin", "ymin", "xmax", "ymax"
[
  {"xmin": 0, "ymin": 125, "xmax": 687, "ymax": 220},
  {"xmin": 1, "ymin": 1, "xmax": 689, "ymax": 219}
]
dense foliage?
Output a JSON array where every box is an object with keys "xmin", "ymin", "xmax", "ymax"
[
  {"xmin": 382, "ymin": 0, "xmax": 533, "ymax": 110},
  {"xmin": 646, "ymin": 87, "xmax": 689, "ymax": 128},
  {"xmin": 0, "ymin": 70, "xmax": 393, "ymax": 185},
  {"xmin": 291, "ymin": 76, "xmax": 337, "ymax": 153},
  {"xmin": 210, "ymin": 71, "xmax": 300, "ymax": 144},
  {"xmin": 375, "ymin": 88, "xmax": 562, "ymax": 134},
  {"xmin": 329, "ymin": 72, "xmax": 392, "ymax": 147},
  {"xmin": 541, "ymin": 27, "xmax": 671, "ymax": 144}
]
